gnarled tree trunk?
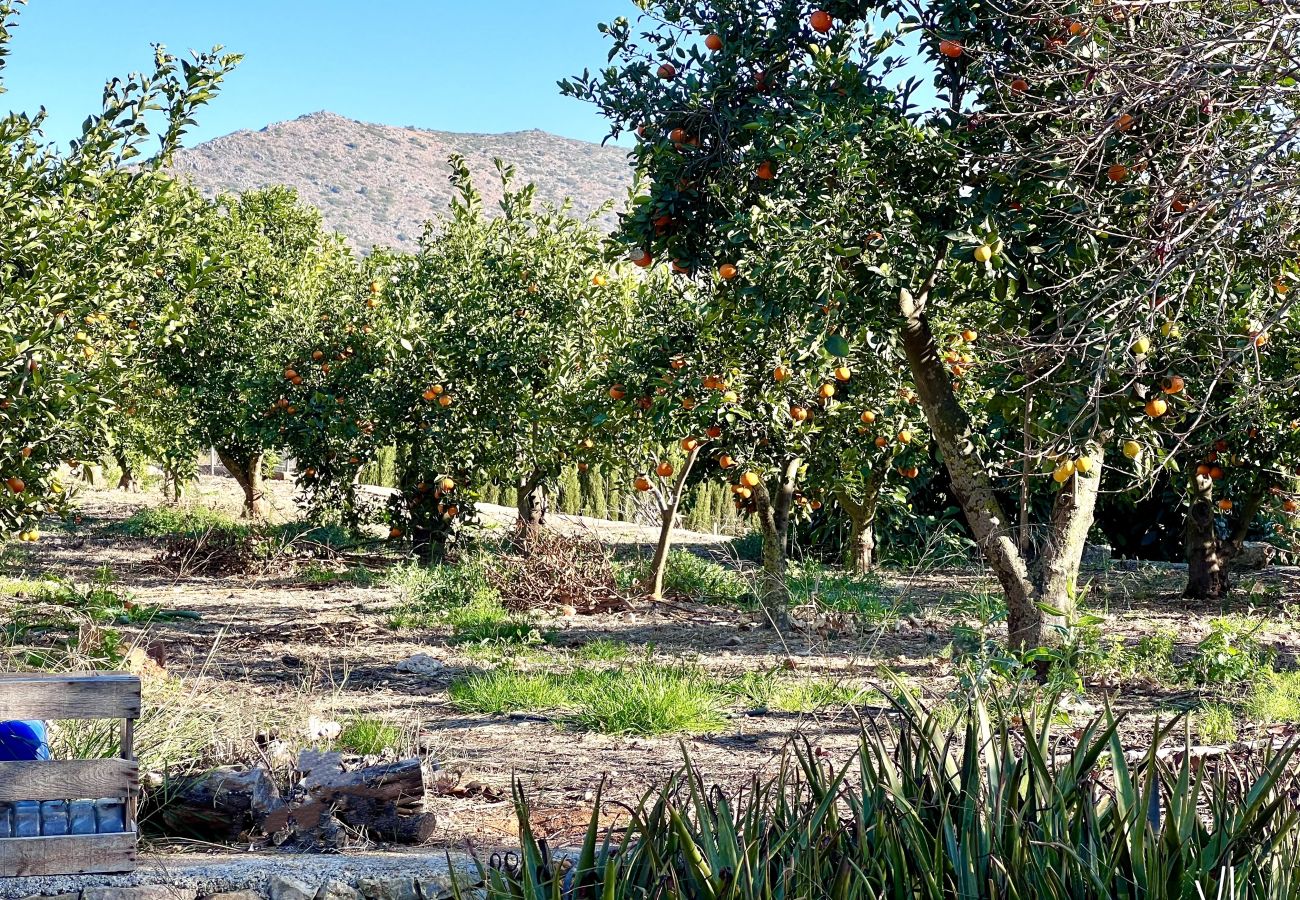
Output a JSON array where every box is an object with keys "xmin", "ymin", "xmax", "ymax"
[
  {"xmin": 752, "ymin": 457, "xmax": 800, "ymax": 629},
  {"xmin": 641, "ymin": 445, "xmax": 702, "ymax": 600},
  {"xmin": 516, "ymin": 469, "xmax": 548, "ymax": 539},
  {"xmin": 217, "ymin": 448, "xmax": 267, "ymax": 519},
  {"xmin": 113, "ymin": 448, "xmax": 137, "ymax": 493},
  {"xmin": 835, "ymin": 469, "xmax": 886, "ymax": 574},
  {"xmin": 1184, "ymin": 477, "xmax": 1263, "ymax": 600},
  {"xmin": 898, "ymin": 271, "xmax": 1101, "ymax": 651}
]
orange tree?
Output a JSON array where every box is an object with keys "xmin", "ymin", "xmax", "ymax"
[
  {"xmin": 567, "ymin": 0, "xmax": 1300, "ymax": 650},
  {"xmin": 0, "ymin": 6, "xmax": 235, "ymax": 541},
  {"xmin": 148, "ymin": 187, "xmax": 353, "ymax": 517},
  {"xmin": 279, "ymin": 160, "xmax": 617, "ymax": 554}
]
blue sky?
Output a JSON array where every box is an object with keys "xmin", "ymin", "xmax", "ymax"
[{"xmin": 0, "ymin": 1, "xmax": 633, "ymax": 148}]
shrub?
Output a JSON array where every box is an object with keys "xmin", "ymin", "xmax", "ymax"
[{"xmin": 621, "ymin": 550, "xmax": 751, "ymax": 606}]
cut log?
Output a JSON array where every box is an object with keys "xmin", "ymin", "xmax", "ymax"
[
  {"xmin": 153, "ymin": 766, "xmax": 281, "ymax": 842},
  {"xmin": 259, "ymin": 753, "xmax": 437, "ymax": 845}
]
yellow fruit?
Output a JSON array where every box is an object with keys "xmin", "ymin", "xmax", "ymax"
[
  {"xmin": 722, "ymin": 390, "xmax": 738, "ymax": 403},
  {"xmin": 1160, "ymin": 321, "xmax": 1179, "ymax": 339},
  {"xmin": 741, "ymin": 471, "xmax": 760, "ymax": 488},
  {"xmin": 1145, "ymin": 397, "xmax": 1168, "ymax": 418},
  {"xmin": 1074, "ymin": 456, "xmax": 1092, "ymax": 474},
  {"xmin": 860, "ymin": 410, "xmax": 877, "ymax": 424},
  {"xmin": 818, "ymin": 383, "xmax": 835, "ymax": 399},
  {"xmin": 897, "ymin": 429, "xmax": 913, "ymax": 444},
  {"xmin": 773, "ymin": 365, "xmax": 791, "ymax": 382},
  {"xmin": 1123, "ymin": 440, "xmax": 1142, "ymax": 459},
  {"xmin": 973, "ymin": 244, "xmax": 993, "ymax": 263},
  {"xmin": 1052, "ymin": 462, "xmax": 1074, "ymax": 484},
  {"xmin": 834, "ymin": 366, "xmax": 851, "ymax": 382},
  {"xmin": 1132, "ymin": 336, "xmax": 1151, "ymax": 355}
]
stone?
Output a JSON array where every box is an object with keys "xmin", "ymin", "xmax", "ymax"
[
  {"xmin": 267, "ymin": 873, "xmax": 319, "ymax": 900},
  {"xmin": 356, "ymin": 877, "xmax": 419, "ymax": 900},
  {"xmin": 1081, "ymin": 542, "xmax": 1113, "ymax": 568},
  {"xmin": 395, "ymin": 652, "xmax": 444, "ymax": 675},
  {"xmin": 203, "ymin": 893, "xmax": 262, "ymax": 900},
  {"xmin": 1232, "ymin": 541, "xmax": 1276, "ymax": 571},
  {"xmin": 317, "ymin": 880, "xmax": 361, "ymax": 900},
  {"xmin": 84, "ymin": 889, "xmax": 197, "ymax": 900}
]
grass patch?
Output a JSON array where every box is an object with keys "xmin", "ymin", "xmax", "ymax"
[
  {"xmin": 788, "ymin": 563, "xmax": 909, "ymax": 623},
  {"xmin": 575, "ymin": 638, "xmax": 631, "ymax": 662},
  {"xmin": 619, "ymin": 550, "xmax": 752, "ymax": 606},
  {"xmin": 724, "ymin": 670, "xmax": 879, "ymax": 713},
  {"xmin": 570, "ymin": 665, "xmax": 729, "ymax": 736},
  {"xmin": 1195, "ymin": 703, "xmax": 1238, "ymax": 744},
  {"xmin": 336, "ymin": 718, "xmax": 405, "ymax": 755},
  {"xmin": 449, "ymin": 669, "xmax": 569, "ymax": 714},
  {"xmin": 301, "ymin": 563, "xmax": 381, "ymax": 587},
  {"xmin": 1245, "ymin": 670, "xmax": 1300, "ymax": 723},
  {"xmin": 388, "ymin": 557, "xmax": 543, "ymax": 645},
  {"xmin": 113, "ymin": 505, "xmax": 249, "ymax": 540}
]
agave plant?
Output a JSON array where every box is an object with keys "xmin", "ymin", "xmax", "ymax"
[{"xmin": 451, "ymin": 692, "xmax": 1300, "ymax": 900}]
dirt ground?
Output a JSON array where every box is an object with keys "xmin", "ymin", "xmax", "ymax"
[{"xmin": 3, "ymin": 475, "xmax": 1299, "ymax": 855}]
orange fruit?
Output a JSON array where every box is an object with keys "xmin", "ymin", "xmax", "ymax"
[
  {"xmin": 718, "ymin": 454, "xmax": 734, "ymax": 469},
  {"xmin": 682, "ymin": 397, "xmax": 697, "ymax": 409},
  {"xmin": 1010, "ymin": 78, "xmax": 1028, "ymax": 93},
  {"xmin": 5, "ymin": 477, "xmax": 24, "ymax": 494},
  {"xmin": 706, "ymin": 425, "xmax": 722, "ymax": 439},
  {"xmin": 609, "ymin": 384, "xmax": 626, "ymax": 400},
  {"xmin": 657, "ymin": 461, "xmax": 674, "ymax": 478},
  {"xmin": 736, "ymin": 486, "xmax": 752, "ymax": 499},
  {"xmin": 578, "ymin": 462, "xmax": 589, "ymax": 473},
  {"xmin": 592, "ymin": 273, "xmax": 608, "ymax": 287},
  {"xmin": 874, "ymin": 436, "xmax": 888, "ymax": 448},
  {"xmin": 389, "ymin": 526, "xmax": 403, "ymax": 539},
  {"xmin": 1196, "ymin": 464, "xmax": 1211, "ymax": 476},
  {"xmin": 756, "ymin": 161, "xmax": 775, "ymax": 180},
  {"xmin": 897, "ymin": 429, "xmax": 913, "ymax": 444},
  {"xmin": 1217, "ymin": 498, "xmax": 1233, "ymax": 511},
  {"xmin": 658, "ymin": 63, "xmax": 677, "ymax": 80},
  {"xmin": 422, "ymin": 388, "xmax": 438, "ymax": 402},
  {"xmin": 312, "ymin": 350, "xmax": 324, "ymax": 361},
  {"xmin": 1161, "ymin": 375, "xmax": 1185, "ymax": 394},
  {"xmin": 1209, "ymin": 466, "xmax": 1224, "ymax": 480},
  {"xmin": 440, "ymin": 477, "xmax": 455, "ymax": 492},
  {"xmin": 773, "ymin": 365, "xmax": 791, "ymax": 382},
  {"xmin": 860, "ymin": 410, "xmax": 876, "ymax": 424},
  {"xmin": 961, "ymin": 329, "xmax": 978, "ymax": 343},
  {"xmin": 938, "ymin": 39, "xmax": 963, "ymax": 58},
  {"xmin": 438, "ymin": 394, "xmax": 453, "ymax": 407},
  {"xmin": 810, "ymin": 10, "xmax": 833, "ymax": 33},
  {"xmin": 705, "ymin": 33, "xmax": 723, "ymax": 51},
  {"xmin": 818, "ymin": 383, "xmax": 835, "ymax": 399},
  {"xmin": 718, "ymin": 263, "xmax": 739, "ymax": 280},
  {"xmin": 741, "ymin": 471, "xmax": 760, "ymax": 488},
  {"xmin": 631, "ymin": 249, "xmax": 653, "ymax": 268},
  {"xmin": 1171, "ymin": 197, "xmax": 1189, "ymax": 213},
  {"xmin": 670, "ymin": 356, "xmax": 686, "ymax": 369},
  {"xmin": 834, "ymin": 366, "xmax": 851, "ymax": 382},
  {"xmin": 790, "ymin": 405, "xmax": 809, "ymax": 422},
  {"xmin": 1145, "ymin": 397, "xmax": 1168, "ymax": 417},
  {"xmin": 635, "ymin": 476, "xmax": 652, "ymax": 492},
  {"xmin": 1115, "ymin": 113, "xmax": 1135, "ymax": 131},
  {"xmin": 681, "ymin": 437, "xmax": 700, "ymax": 451},
  {"xmin": 669, "ymin": 127, "xmax": 688, "ymax": 144},
  {"xmin": 1107, "ymin": 163, "xmax": 1129, "ymax": 182},
  {"xmin": 284, "ymin": 368, "xmax": 298, "ymax": 380},
  {"xmin": 1285, "ymin": 499, "xmax": 1298, "ymax": 513}
]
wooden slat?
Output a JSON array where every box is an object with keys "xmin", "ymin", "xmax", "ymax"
[
  {"xmin": 0, "ymin": 759, "xmax": 138, "ymax": 802},
  {"xmin": 0, "ymin": 674, "xmax": 140, "ymax": 721},
  {"xmin": 0, "ymin": 833, "xmax": 136, "ymax": 877}
]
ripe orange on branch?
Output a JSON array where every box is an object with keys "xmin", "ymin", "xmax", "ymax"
[
  {"xmin": 705, "ymin": 33, "xmax": 723, "ymax": 51},
  {"xmin": 718, "ymin": 263, "xmax": 738, "ymax": 281},
  {"xmin": 810, "ymin": 10, "xmax": 833, "ymax": 33},
  {"xmin": 634, "ymin": 476, "xmax": 652, "ymax": 492},
  {"xmin": 1161, "ymin": 375, "xmax": 1185, "ymax": 394},
  {"xmin": 656, "ymin": 461, "xmax": 674, "ymax": 478},
  {"xmin": 1145, "ymin": 397, "xmax": 1168, "ymax": 418},
  {"xmin": 756, "ymin": 161, "xmax": 775, "ymax": 180},
  {"xmin": 741, "ymin": 471, "xmax": 760, "ymax": 488},
  {"xmin": 938, "ymin": 39, "xmax": 963, "ymax": 58}
]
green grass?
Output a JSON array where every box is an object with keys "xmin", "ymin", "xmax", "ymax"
[
  {"xmin": 1195, "ymin": 702, "xmax": 1238, "ymax": 744},
  {"xmin": 113, "ymin": 505, "xmax": 250, "ymax": 540},
  {"xmin": 336, "ymin": 718, "xmax": 405, "ymax": 755},
  {"xmin": 1245, "ymin": 670, "xmax": 1300, "ymax": 722},
  {"xmin": 723, "ymin": 670, "xmax": 879, "ymax": 713},
  {"xmin": 301, "ymin": 563, "xmax": 381, "ymax": 587},
  {"xmin": 570, "ymin": 665, "xmax": 729, "ymax": 735},
  {"xmin": 449, "ymin": 669, "xmax": 570, "ymax": 714},
  {"xmin": 450, "ymin": 661, "xmax": 728, "ymax": 735},
  {"xmin": 574, "ymin": 638, "xmax": 631, "ymax": 661},
  {"xmin": 387, "ymin": 557, "xmax": 544, "ymax": 645},
  {"xmin": 619, "ymin": 550, "xmax": 753, "ymax": 606},
  {"xmin": 788, "ymin": 562, "xmax": 909, "ymax": 623}
]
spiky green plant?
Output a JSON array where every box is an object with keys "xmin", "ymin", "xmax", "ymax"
[{"xmin": 455, "ymin": 692, "xmax": 1300, "ymax": 899}]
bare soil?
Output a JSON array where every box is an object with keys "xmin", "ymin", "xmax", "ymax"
[{"xmin": 3, "ymin": 475, "xmax": 1299, "ymax": 855}]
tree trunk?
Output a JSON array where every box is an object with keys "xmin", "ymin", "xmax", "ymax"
[
  {"xmin": 641, "ymin": 445, "xmax": 702, "ymax": 600},
  {"xmin": 752, "ymin": 457, "xmax": 800, "ymax": 628},
  {"xmin": 836, "ymin": 470, "xmax": 885, "ymax": 574},
  {"xmin": 515, "ymin": 469, "xmax": 547, "ymax": 538},
  {"xmin": 113, "ymin": 448, "xmax": 137, "ymax": 493},
  {"xmin": 1184, "ymin": 478, "xmax": 1264, "ymax": 600},
  {"xmin": 1030, "ymin": 453, "xmax": 1104, "ymax": 642},
  {"xmin": 217, "ymin": 448, "xmax": 267, "ymax": 519},
  {"xmin": 897, "ymin": 273, "xmax": 1100, "ymax": 651}
]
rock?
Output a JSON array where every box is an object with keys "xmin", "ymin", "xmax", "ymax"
[
  {"xmin": 84, "ymin": 889, "xmax": 197, "ymax": 900},
  {"xmin": 317, "ymin": 880, "xmax": 361, "ymax": 900},
  {"xmin": 356, "ymin": 876, "xmax": 419, "ymax": 900},
  {"xmin": 416, "ymin": 874, "xmax": 452, "ymax": 896},
  {"xmin": 724, "ymin": 636, "xmax": 743, "ymax": 647},
  {"xmin": 267, "ymin": 873, "xmax": 319, "ymax": 900},
  {"xmin": 396, "ymin": 652, "xmax": 444, "ymax": 675},
  {"xmin": 1081, "ymin": 543, "xmax": 1113, "ymax": 568},
  {"xmin": 203, "ymin": 893, "xmax": 262, "ymax": 900},
  {"xmin": 1232, "ymin": 541, "xmax": 1277, "ymax": 571}
]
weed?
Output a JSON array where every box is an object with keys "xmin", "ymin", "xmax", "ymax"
[
  {"xmin": 620, "ymin": 550, "xmax": 752, "ymax": 606},
  {"xmin": 114, "ymin": 505, "xmax": 249, "ymax": 540},
  {"xmin": 1183, "ymin": 617, "xmax": 1273, "ymax": 686},
  {"xmin": 301, "ymin": 563, "xmax": 380, "ymax": 587},
  {"xmin": 1195, "ymin": 702, "xmax": 1238, "ymax": 744},
  {"xmin": 1245, "ymin": 670, "xmax": 1300, "ymax": 723},
  {"xmin": 574, "ymin": 638, "xmax": 630, "ymax": 662},
  {"xmin": 336, "ymin": 718, "xmax": 405, "ymax": 755},
  {"xmin": 789, "ymin": 562, "xmax": 909, "ymax": 624},
  {"xmin": 570, "ymin": 664, "xmax": 728, "ymax": 736}
]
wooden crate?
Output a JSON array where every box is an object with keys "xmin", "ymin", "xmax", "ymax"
[{"xmin": 0, "ymin": 673, "xmax": 140, "ymax": 877}]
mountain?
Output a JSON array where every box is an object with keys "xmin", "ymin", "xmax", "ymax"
[{"xmin": 169, "ymin": 111, "xmax": 636, "ymax": 250}]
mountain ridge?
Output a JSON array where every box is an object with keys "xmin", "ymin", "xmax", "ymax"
[{"xmin": 169, "ymin": 111, "xmax": 635, "ymax": 249}]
